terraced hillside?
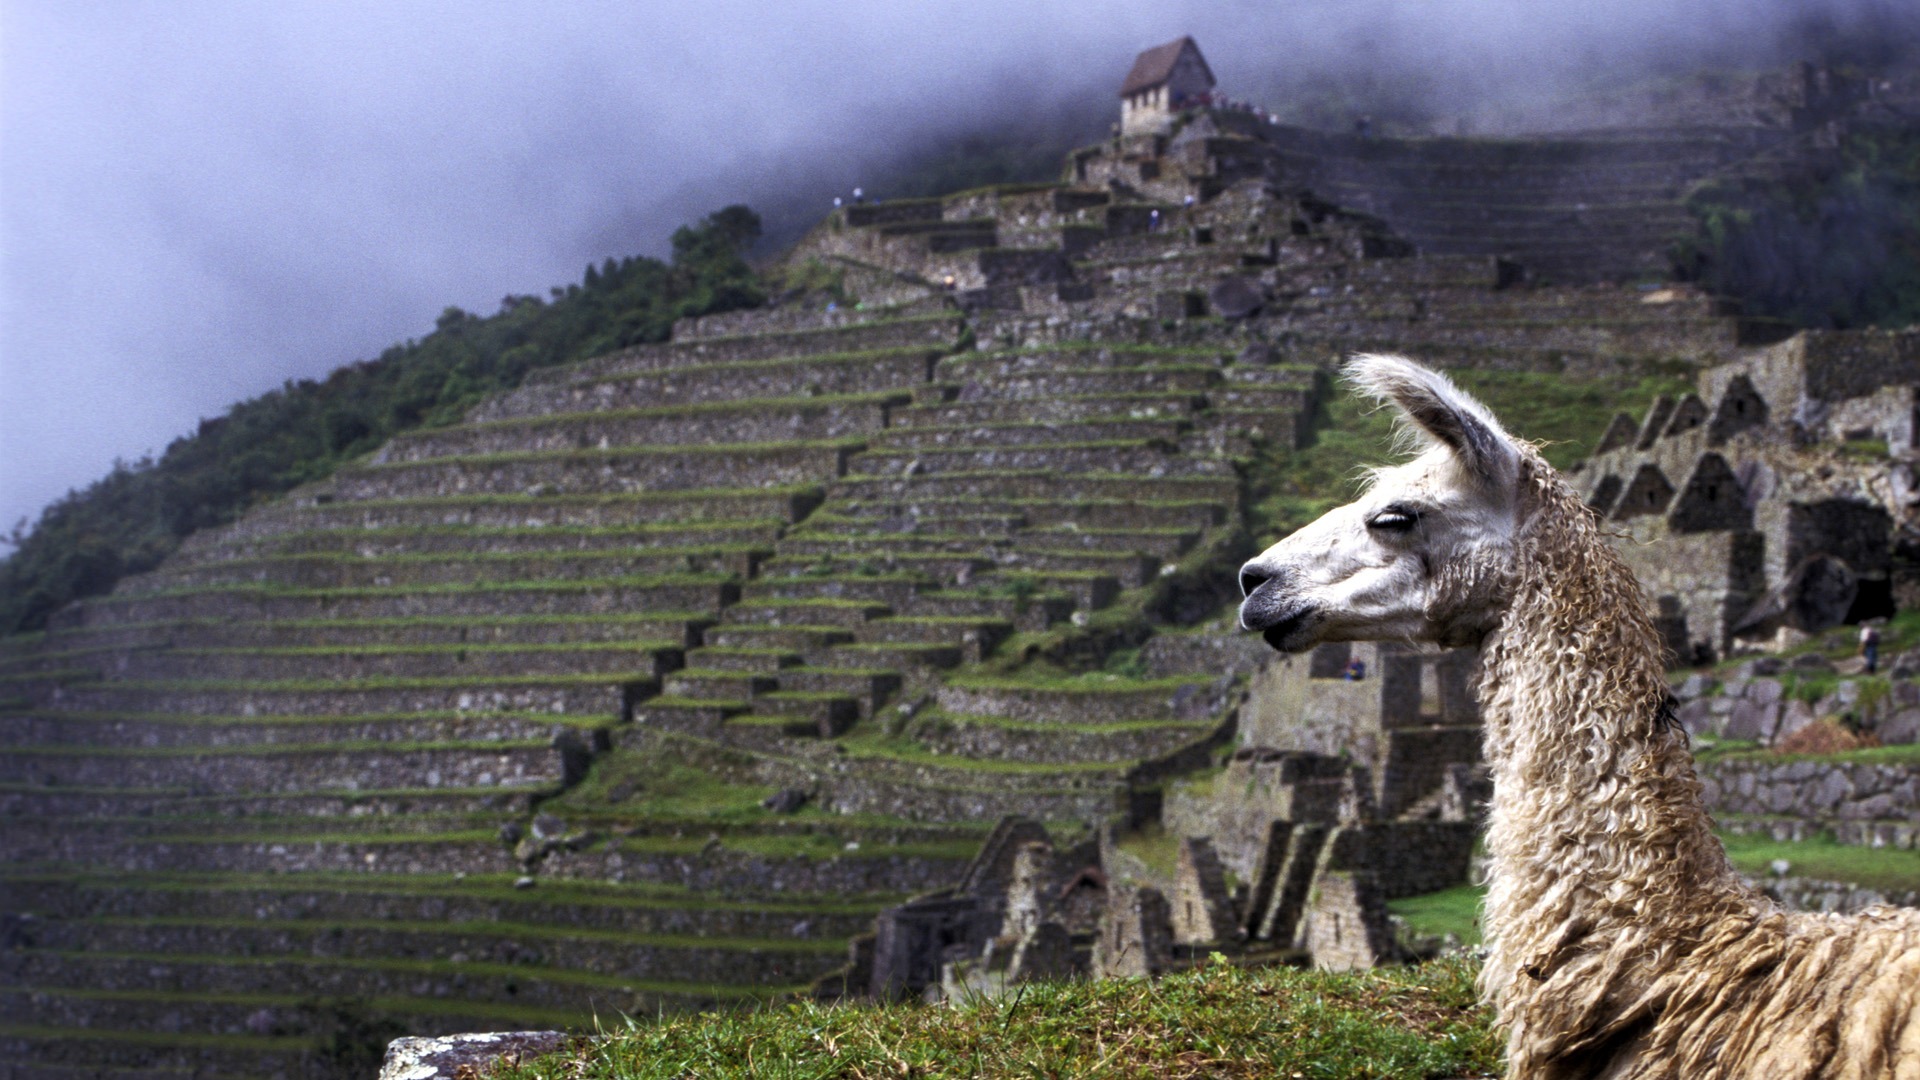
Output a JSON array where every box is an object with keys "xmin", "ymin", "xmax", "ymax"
[
  {"xmin": 1073, "ymin": 107, "xmax": 1801, "ymax": 286},
  {"xmin": 0, "ymin": 143, "xmax": 1755, "ymax": 1077}
]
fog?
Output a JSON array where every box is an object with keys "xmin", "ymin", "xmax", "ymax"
[{"xmin": 3, "ymin": 0, "xmax": 1913, "ymax": 548}]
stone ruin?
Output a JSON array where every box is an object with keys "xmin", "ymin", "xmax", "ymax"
[
  {"xmin": 839, "ymin": 640, "xmax": 1488, "ymax": 997},
  {"xmin": 7, "ymin": 41, "xmax": 1918, "ymax": 1071},
  {"xmin": 1575, "ymin": 329, "xmax": 1920, "ymax": 664}
]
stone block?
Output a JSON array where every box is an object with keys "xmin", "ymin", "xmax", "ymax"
[
  {"xmin": 1879, "ymin": 707, "xmax": 1920, "ymax": 745},
  {"xmin": 1724, "ymin": 699, "xmax": 1779, "ymax": 742},
  {"xmin": 1676, "ymin": 697, "xmax": 1720, "ymax": 737},
  {"xmin": 1772, "ymin": 700, "xmax": 1817, "ymax": 746}
]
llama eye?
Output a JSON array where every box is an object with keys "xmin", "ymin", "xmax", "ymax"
[{"xmin": 1367, "ymin": 507, "xmax": 1420, "ymax": 532}]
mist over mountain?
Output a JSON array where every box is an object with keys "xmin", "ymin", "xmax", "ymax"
[{"xmin": 3, "ymin": 0, "xmax": 1917, "ymax": 551}]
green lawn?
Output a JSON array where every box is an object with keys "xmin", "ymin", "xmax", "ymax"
[
  {"xmin": 1388, "ymin": 884, "xmax": 1485, "ymax": 947},
  {"xmin": 1717, "ymin": 830, "xmax": 1920, "ymax": 894}
]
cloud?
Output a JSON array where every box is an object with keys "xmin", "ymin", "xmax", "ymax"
[{"xmin": 2, "ymin": 0, "xmax": 1912, "ymax": 546}]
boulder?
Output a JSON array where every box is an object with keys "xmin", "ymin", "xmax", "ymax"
[
  {"xmin": 379, "ymin": 1031, "xmax": 575, "ymax": 1080},
  {"xmin": 1878, "ymin": 707, "xmax": 1920, "ymax": 745},
  {"xmin": 1676, "ymin": 697, "xmax": 1720, "ymax": 737},
  {"xmin": 1725, "ymin": 699, "xmax": 1779, "ymax": 742},
  {"xmin": 1771, "ymin": 700, "xmax": 1818, "ymax": 747}
]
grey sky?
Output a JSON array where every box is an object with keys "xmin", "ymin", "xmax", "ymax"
[{"xmin": 1, "ymin": 0, "xmax": 1909, "ymax": 547}]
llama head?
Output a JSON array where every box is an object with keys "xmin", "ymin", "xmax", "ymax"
[{"xmin": 1239, "ymin": 354, "xmax": 1527, "ymax": 652}]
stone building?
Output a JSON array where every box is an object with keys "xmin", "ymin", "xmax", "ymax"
[
  {"xmin": 840, "ymin": 638, "xmax": 1490, "ymax": 992},
  {"xmin": 1161, "ymin": 641, "xmax": 1486, "ymax": 970},
  {"xmin": 1576, "ymin": 329, "xmax": 1919, "ymax": 662},
  {"xmin": 1119, "ymin": 36, "xmax": 1215, "ymax": 136}
]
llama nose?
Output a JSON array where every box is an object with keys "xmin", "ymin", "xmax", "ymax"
[{"xmin": 1239, "ymin": 565, "xmax": 1268, "ymax": 599}]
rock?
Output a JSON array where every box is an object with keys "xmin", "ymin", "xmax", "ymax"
[
  {"xmin": 1747, "ymin": 678, "xmax": 1784, "ymax": 706},
  {"xmin": 1676, "ymin": 697, "xmax": 1719, "ymax": 737},
  {"xmin": 513, "ymin": 876, "xmax": 536, "ymax": 890},
  {"xmin": 1772, "ymin": 700, "xmax": 1817, "ymax": 746},
  {"xmin": 1724, "ymin": 699, "xmax": 1779, "ymax": 742},
  {"xmin": 1770, "ymin": 859, "xmax": 1792, "ymax": 877},
  {"xmin": 1739, "ymin": 657, "xmax": 1785, "ymax": 678},
  {"xmin": 378, "ymin": 1031, "xmax": 574, "ymax": 1080},
  {"xmin": 761, "ymin": 788, "xmax": 810, "ymax": 813},
  {"xmin": 497, "ymin": 821, "xmax": 524, "ymax": 844},
  {"xmin": 1812, "ymin": 768, "xmax": 1851, "ymax": 811},
  {"xmin": 1878, "ymin": 707, "xmax": 1920, "ymax": 745},
  {"xmin": 1207, "ymin": 277, "xmax": 1265, "ymax": 319},
  {"xmin": 530, "ymin": 812, "xmax": 565, "ymax": 841},
  {"xmin": 1781, "ymin": 555, "xmax": 1858, "ymax": 632},
  {"xmin": 1675, "ymin": 673, "xmax": 1716, "ymax": 699},
  {"xmin": 1789, "ymin": 653, "xmax": 1836, "ymax": 672},
  {"xmin": 1851, "ymin": 793, "xmax": 1895, "ymax": 820}
]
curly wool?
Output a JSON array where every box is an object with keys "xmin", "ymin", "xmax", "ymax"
[{"xmin": 1475, "ymin": 449, "xmax": 1920, "ymax": 1079}]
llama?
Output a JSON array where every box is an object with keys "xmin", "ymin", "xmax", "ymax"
[{"xmin": 1237, "ymin": 354, "xmax": 1920, "ymax": 1079}]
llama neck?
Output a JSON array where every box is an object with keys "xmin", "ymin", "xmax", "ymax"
[{"xmin": 1475, "ymin": 472, "xmax": 1750, "ymax": 1002}]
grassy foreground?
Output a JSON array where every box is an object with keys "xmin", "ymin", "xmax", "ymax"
[{"xmin": 490, "ymin": 955, "xmax": 1500, "ymax": 1080}]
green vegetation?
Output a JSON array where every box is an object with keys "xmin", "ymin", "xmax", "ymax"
[
  {"xmin": 74, "ymin": 913, "xmax": 845, "ymax": 954},
  {"xmin": 1249, "ymin": 368, "xmax": 1693, "ymax": 540},
  {"xmin": 0, "ymin": 868, "xmax": 891, "ymax": 916},
  {"xmin": 1385, "ymin": 832, "xmax": 1920, "ymax": 949},
  {"xmin": 490, "ymin": 955, "xmax": 1499, "ymax": 1080},
  {"xmin": 0, "ymin": 207, "xmax": 766, "ymax": 635},
  {"xmin": 1694, "ymin": 740, "xmax": 1920, "ymax": 766},
  {"xmin": 1681, "ymin": 123, "xmax": 1920, "ymax": 329},
  {"xmin": 1717, "ymin": 830, "xmax": 1920, "ymax": 894},
  {"xmin": 1388, "ymin": 884, "xmax": 1486, "ymax": 947},
  {"xmin": 27, "ymin": 946, "xmax": 794, "ymax": 999}
]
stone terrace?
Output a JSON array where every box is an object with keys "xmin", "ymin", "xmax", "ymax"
[
  {"xmin": 0, "ymin": 304, "xmax": 997, "ymax": 1077},
  {"xmin": 0, "ymin": 125, "xmax": 1778, "ymax": 1073}
]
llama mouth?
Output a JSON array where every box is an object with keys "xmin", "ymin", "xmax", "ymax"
[
  {"xmin": 1241, "ymin": 597, "xmax": 1318, "ymax": 652},
  {"xmin": 1260, "ymin": 609, "xmax": 1317, "ymax": 652}
]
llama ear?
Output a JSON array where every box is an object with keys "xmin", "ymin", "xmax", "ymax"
[{"xmin": 1344, "ymin": 354, "xmax": 1516, "ymax": 484}]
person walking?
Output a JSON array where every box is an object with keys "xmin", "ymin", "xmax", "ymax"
[{"xmin": 1859, "ymin": 622, "xmax": 1882, "ymax": 674}]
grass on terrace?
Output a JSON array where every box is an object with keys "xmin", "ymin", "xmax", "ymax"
[
  {"xmin": 1251, "ymin": 367, "xmax": 1693, "ymax": 540},
  {"xmin": 0, "ymin": 869, "xmax": 893, "ymax": 916},
  {"xmin": 1718, "ymin": 830, "xmax": 1920, "ymax": 894},
  {"xmin": 490, "ymin": 955, "xmax": 1499, "ymax": 1080},
  {"xmin": 1386, "ymin": 827, "xmax": 1920, "ymax": 947},
  {"xmin": 1695, "ymin": 740, "xmax": 1920, "ymax": 766}
]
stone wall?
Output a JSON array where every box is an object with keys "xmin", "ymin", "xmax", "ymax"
[
  {"xmin": 1676, "ymin": 656, "xmax": 1920, "ymax": 747},
  {"xmin": 1580, "ymin": 329, "xmax": 1917, "ymax": 659},
  {"xmin": 1698, "ymin": 757, "xmax": 1920, "ymax": 834},
  {"xmin": 1753, "ymin": 875, "xmax": 1920, "ymax": 913}
]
